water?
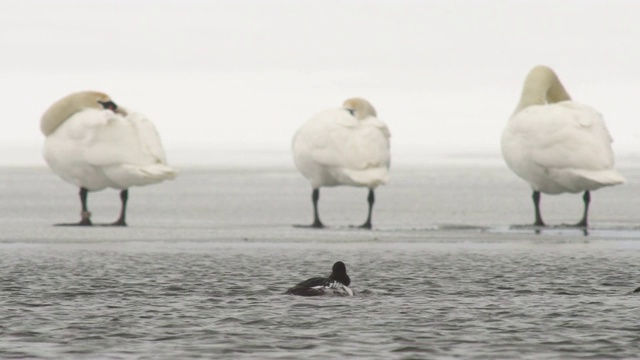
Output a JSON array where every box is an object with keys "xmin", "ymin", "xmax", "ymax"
[{"xmin": 2, "ymin": 164, "xmax": 640, "ymax": 359}]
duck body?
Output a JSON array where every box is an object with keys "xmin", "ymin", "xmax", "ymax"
[
  {"xmin": 285, "ymin": 276, "xmax": 354, "ymax": 297},
  {"xmin": 286, "ymin": 261, "xmax": 354, "ymax": 297}
]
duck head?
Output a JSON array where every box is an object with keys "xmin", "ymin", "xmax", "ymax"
[{"xmin": 329, "ymin": 261, "xmax": 351, "ymax": 286}]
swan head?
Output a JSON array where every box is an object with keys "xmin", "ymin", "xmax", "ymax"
[
  {"xmin": 513, "ymin": 65, "xmax": 572, "ymax": 115},
  {"xmin": 343, "ymin": 97, "xmax": 377, "ymax": 120},
  {"xmin": 41, "ymin": 91, "xmax": 125, "ymax": 136}
]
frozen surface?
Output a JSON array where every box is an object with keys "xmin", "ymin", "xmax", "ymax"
[{"xmin": 1, "ymin": 165, "xmax": 640, "ymax": 359}]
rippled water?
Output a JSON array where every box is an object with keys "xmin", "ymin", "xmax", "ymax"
[{"xmin": 2, "ymin": 165, "xmax": 640, "ymax": 359}]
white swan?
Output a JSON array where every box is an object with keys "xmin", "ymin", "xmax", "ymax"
[
  {"xmin": 41, "ymin": 91, "xmax": 177, "ymax": 226},
  {"xmin": 501, "ymin": 66, "xmax": 625, "ymax": 227},
  {"xmin": 292, "ymin": 98, "xmax": 391, "ymax": 229}
]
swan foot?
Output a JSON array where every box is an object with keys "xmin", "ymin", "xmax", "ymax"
[
  {"xmin": 108, "ymin": 219, "xmax": 127, "ymax": 227},
  {"xmin": 54, "ymin": 220, "xmax": 93, "ymax": 226},
  {"xmin": 54, "ymin": 211, "xmax": 93, "ymax": 226},
  {"xmin": 510, "ymin": 224, "xmax": 546, "ymax": 229},
  {"xmin": 93, "ymin": 218, "xmax": 127, "ymax": 227},
  {"xmin": 559, "ymin": 223, "xmax": 589, "ymax": 236},
  {"xmin": 559, "ymin": 221, "xmax": 588, "ymax": 228},
  {"xmin": 293, "ymin": 221, "xmax": 325, "ymax": 229},
  {"xmin": 349, "ymin": 222, "xmax": 372, "ymax": 230}
]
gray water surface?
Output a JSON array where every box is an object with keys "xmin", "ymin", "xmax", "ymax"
[{"xmin": 1, "ymin": 165, "xmax": 640, "ymax": 359}]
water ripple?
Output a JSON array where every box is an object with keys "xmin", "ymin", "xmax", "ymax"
[{"xmin": 1, "ymin": 242, "xmax": 640, "ymax": 359}]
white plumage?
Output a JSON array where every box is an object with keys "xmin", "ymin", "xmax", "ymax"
[
  {"xmin": 315, "ymin": 282, "xmax": 354, "ymax": 296},
  {"xmin": 42, "ymin": 91, "xmax": 176, "ymax": 226},
  {"xmin": 292, "ymin": 97, "xmax": 390, "ymax": 228},
  {"xmin": 501, "ymin": 66, "xmax": 624, "ymax": 227}
]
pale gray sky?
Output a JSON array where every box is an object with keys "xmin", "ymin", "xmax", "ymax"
[{"xmin": 1, "ymin": 0, "xmax": 639, "ymax": 166}]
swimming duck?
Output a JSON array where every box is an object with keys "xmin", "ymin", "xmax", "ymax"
[{"xmin": 286, "ymin": 261, "xmax": 354, "ymax": 296}]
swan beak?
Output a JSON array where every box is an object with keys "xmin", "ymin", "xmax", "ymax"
[
  {"xmin": 345, "ymin": 108, "xmax": 355, "ymax": 116},
  {"xmin": 98, "ymin": 100, "xmax": 127, "ymax": 115},
  {"xmin": 98, "ymin": 100, "xmax": 118, "ymax": 111}
]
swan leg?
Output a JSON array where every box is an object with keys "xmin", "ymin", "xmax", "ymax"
[
  {"xmin": 310, "ymin": 188, "xmax": 324, "ymax": 228},
  {"xmin": 55, "ymin": 187, "xmax": 92, "ymax": 226},
  {"xmin": 532, "ymin": 191, "xmax": 545, "ymax": 227},
  {"xmin": 359, "ymin": 189, "xmax": 374, "ymax": 229},
  {"xmin": 574, "ymin": 191, "xmax": 590, "ymax": 228},
  {"xmin": 110, "ymin": 189, "xmax": 128, "ymax": 226},
  {"xmin": 293, "ymin": 188, "xmax": 324, "ymax": 228},
  {"xmin": 78, "ymin": 187, "xmax": 92, "ymax": 225}
]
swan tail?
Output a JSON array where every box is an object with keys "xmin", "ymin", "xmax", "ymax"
[
  {"xmin": 137, "ymin": 164, "xmax": 178, "ymax": 181},
  {"xmin": 106, "ymin": 163, "xmax": 177, "ymax": 188},
  {"xmin": 570, "ymin": 169, "xmax": 625, "ymax": 186},
  {"xmin": 340, "ymin": 167, "xmax": 389, "ymax": 188},
  {"xmin": 557, "ymin": 168, "xmax": 626, "ymax": 192}
]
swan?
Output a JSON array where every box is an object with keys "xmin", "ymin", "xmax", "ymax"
[
  {"xmin": 501, "ymin": 66, "xmax": 625, "ymax": 227},
  {"xmin": 41, "ymin": 91, "xmax": 177, "ymax": 226},
  {"xmin": 292, "ymin": 98, "xmax": 391, "ymax": 229},
  {"xmin": 285, "ymin": 261, "xmax": 354, "ymax": 296}
]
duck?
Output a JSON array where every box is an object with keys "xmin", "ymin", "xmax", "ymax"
[
  {"xmin": 286, "ymin": 261, "xmax": 354, "ymax": 296},
  {"xmin": 41, "ymin": 91, "xmax": 177, "ymax": 226},
  {"xmin": 292, "ymin": 98, "xmax": 391, "ymax": 229},
  {"xmin": 501, "ymin": 66, "xmax": 625, "ymax": 227}
]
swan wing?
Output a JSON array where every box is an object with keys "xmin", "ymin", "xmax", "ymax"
[
  {"xmin": 125, "ymin": 112, "xmax": 170, "ymax": 164},
  {"xmin": 507, "ymin": 102, "xmax": 616, "ymax": 171},
  {"xmin": 294, "ymin": 108, "xmax": 391, "ymax": 170},
  {"xmin": 83, "ymin": 111, "xmax": 159, "ymax": 166},
  {"xmin": 82, "ymin": 110, "xmax": 176, "ymax": 186}
]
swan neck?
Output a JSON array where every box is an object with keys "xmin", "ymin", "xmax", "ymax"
[
  {"xmin": 41, "ymin": 102, "xmax": 77, "ymax": 135},
  {"xmin": 343, "ymin": 98, "xmax": 377, "ymax": 120},
  {"xmin": 41, "ymin": 92, "xmax": 107, "ymax": 135},
  {"xmin": 512, "ymin": 67, "xmax": 572, "ymax": 116}
]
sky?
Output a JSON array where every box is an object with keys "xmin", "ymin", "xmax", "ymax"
[{"xmin": 1, "ymin": 0, "xmax": 639, "ymax": 166}]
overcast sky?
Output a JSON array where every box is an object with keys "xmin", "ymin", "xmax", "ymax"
[{"xmin": 1, "ymin": 0, "xmax": 639, "ymax": 166}]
